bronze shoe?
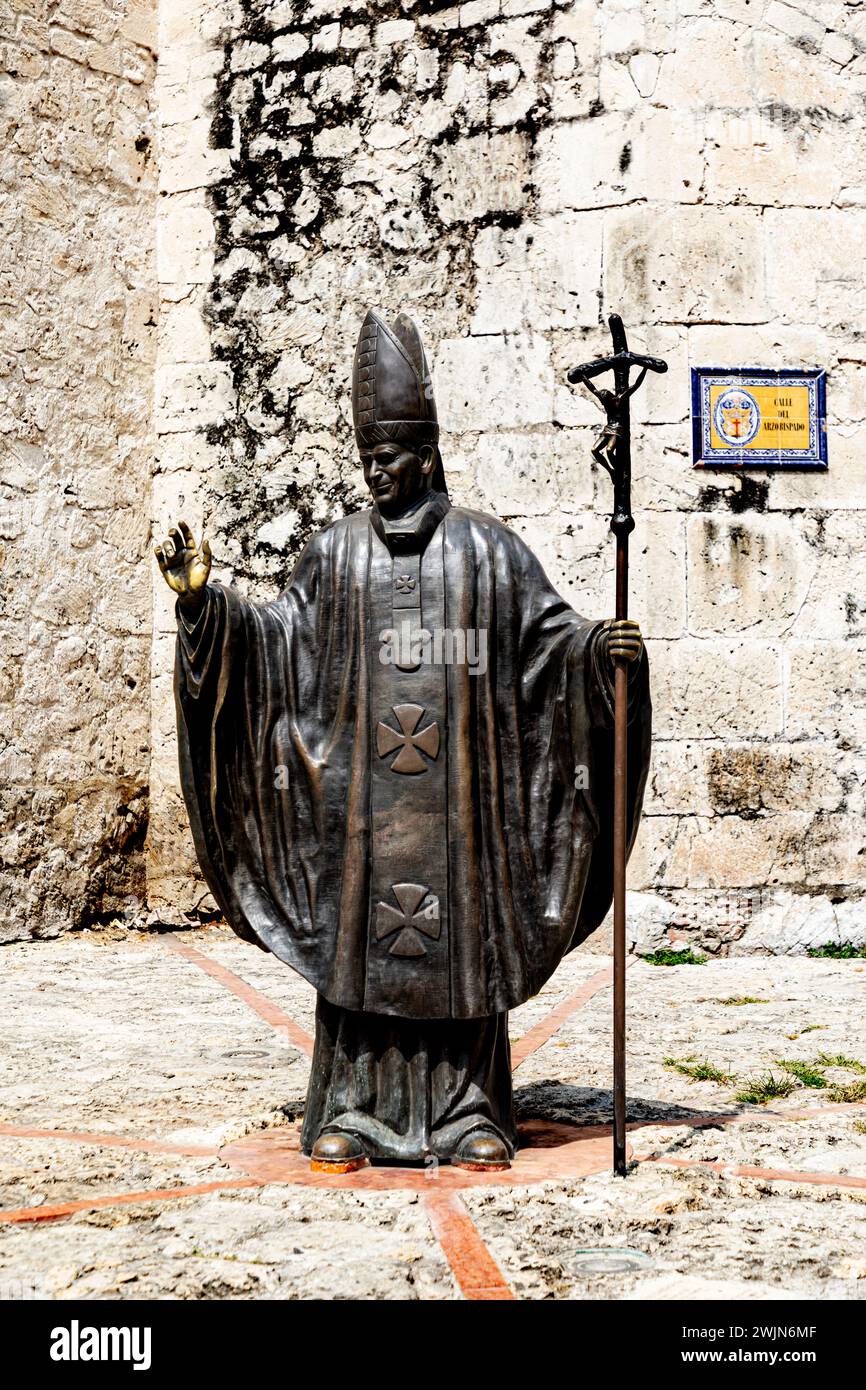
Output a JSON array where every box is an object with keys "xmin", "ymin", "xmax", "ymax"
[
  {"xmin": 451, "ymin": 1130, "xmax": 512, "ymax": 1171},
  {"xmin": 309, "ymin": 1130, "xmax": 369, "ymax": 1174}
]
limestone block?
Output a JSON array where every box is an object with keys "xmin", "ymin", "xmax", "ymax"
[
  {"xmin": 149, "ymin": 667, "xmax": 182, "ymax": 789},
  {"xmin": 550, "ymin": 428, "xmax": 601, "ymax": 512},
  {"xmin": 535, "ymin": 114, "xmax": 639, "ymax": 210},
  {"xmin": 704, "ymin": 742, "xmax": 845, "ymax": 816},
  {"xmin": 461, "ymin": 0, "xmax": 500, "ymax": 25},
  {"xmin": 627, "ymin": 512, "xmax": 687, "ymax": 638},
  {"xmin": 272, "ymin": 32, "xmax": 309, "ymax": 62},
  {"xmin": 470, "ymin": 431, "xmax": 565, "ymax": 516},
  {"xmin": 551, "ymin": 0, "xmax": 598, "ymax": 56},
  {"xmin": 649, "ymin": 638, "xmax": 784, "ymax": 739},
  {"xmin": 158, "ymin": 294, "xmax": 212, "ymax": 364},
  {"xmin": 536, "ymin": 108, "xmax": 703, "ymax": 212},
  {"xmin": 786, "ymin": 641, "xmax": 866, "ymax": 746},
  {"xmin": 157, "ymin": 199, "xmax": 214, "ymax": 285},
  {"xmin": 823, "ymin": 29, "xmax": 856, "ymax": 66},
  {"xmin": 122, "ymin": 0, "xmax": 157, "ymax": 50},
  {"xmin": 806, "ymin": 811, "xmax": 866, "ymax": 889},
  {"xmin": 266, "ymin": 351, "xmax": 315, "ymax": 409},
  {"xmin": 732, "ymin": 890, "xmax": 866, "ymax": 955},
  {"xmin": 822, "ymin": 362, "xmax": 866, "ymax": 426},
  {"xmin": 312, "ymin": 22, "xmax": 341, "ymax": 52},
  {"xmin": 155, "ymin": 430, "xmax": 216, "ymax": 476},
  {"xmin": 157, "ymin": 75, "xmax": 216, "ymax": 129},
  {"xmin": 552, "ymin": 40, "xmax": 576, "ymax": 80},
  {"xmin": 158, "ymin": 118, "xmax": 231, "ymax": 195},
  {"xmin": 624, "ymin": 815, "xmax": 679, "ymax": 892},
  {"xmin": 626, "ymin": 326, "xmax": 688, "ymax": 426},
  {"xmin": 417, "ymin": 6, "xmax": 461, "ymax": 30},
  {"xmin": 431, "ymin": 130, "xmax": 529, "ymax": 224},
  {"xmin": 765, "ymin": 208, "xmax": 866, "ymax": 328},
  {"xmin": 833, "ymin": 899, "xmax": 866, "ymax": 947},
  {"xmin": 644, "ymin": 740, "xmax": 713, "ymax": 816},
  {"xmin": 686, "ymin": 512, "xmax": 818, "ymax": 638},
  {"xmin": 637, "ymin": 812, "xmax": 811, "ymax": 890},
  {"xmin": 624, "ymin": 891, "xmax": 678, "ymax": 954},
  {"xmin": 654, "ymin": 20, "xmax": 758, "ymax": 110},
  {"xmin": 470, "ymin": 212, "xmax": 603, "ymax": 333},
  {"xmin": 766, "ymin": 2, "xmax": 827, "ymax": 47},
  {"xmin": 751, "ymin": 31, "xmax": 859, "ymax": 118},
  {"xmin": 155, "ymin": 362, "xmax": 235, "ymax": 433},
  {"xmin": 509, "ymin": 510, "xmax": 608, "ymax": 612},
  {"xmin": 145, "ymin": 784, "xmax": 205, "ymax": 916},
  {"xmin": 686, "ymin": 322, "xmax": 832, "ymax": 373},
  {"xmin": 375, "ymin": 18, "xmax": 415, "ymax": 45},
  {"xmin": 605, "ymin": 206, "xmax": 767, "ymax": 326},
  {"xmin": 231, "ymin": 40, "xmax": 270, "ymax": 72},
  {"xmin": 433, "ymin": 332, "xmax": 553, "ymax": 431},
  {"xmin": 768, "ymin": 427, "xmax": 866, "ymax": 511},
  {"xmin": 630, "ymin": 425, "xmax": 701, "ymax": 514},
  {"xmin": 788, "ymin": 513, "xmax": 866, "ymax": 640},
  {"xmin": 705, "ymin": 110, "xmax": 842, "ymax": 207},
  {"xmin": 628, "ymin": 50, "xmax": 659, "ymax": 97}
]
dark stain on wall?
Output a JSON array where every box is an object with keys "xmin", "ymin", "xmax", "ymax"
[
  {"xmin": 202, "ymin": 0, "xmax": 571, "ymax": 593},
  {"xmin": 697, "ymin": 474, "xmax": 769, "ymax": 513}
]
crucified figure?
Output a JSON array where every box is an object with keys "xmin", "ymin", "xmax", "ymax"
[{"xmin": 579, "ymin": 366, "xmax": 649, "ymax": 479}]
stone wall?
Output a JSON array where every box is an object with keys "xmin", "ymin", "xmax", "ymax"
[
  {"xmin": 0, "ymin": 0, "xmax": 156, "ymax": 940},
  {"xmin": 145, "ymin": 0, "xmax": 865, "ymax": 929}
]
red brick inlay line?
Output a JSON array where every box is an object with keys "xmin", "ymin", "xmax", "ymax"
[
  {"xmin": 163, "ymin": 935, "xmax": 315, "ymax": 1058},
  {"xmin": 511, "ymin": 958, "xmax": 636, "ymax": 1069},
  {"xmin": 0, "ymin": 1125, "xmax": 217, "ymax": 1158},
  {"xmin": 0, "ymin": 1178, "xmax": 264, "ymax": 1226},
  {"xmin": 642, "ymin": 1155, "xmax": 866, "ymax": 1191},
  {"xmin": 423, "ymin": 1191, "xmax": 514, "ymax": 1301}
]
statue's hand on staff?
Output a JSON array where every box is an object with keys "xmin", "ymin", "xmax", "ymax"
[
  {"xmin": 154, "ymin": 520, "xmax": 212, "ymax": 620},
  {"xmin": 603, "ymin": 618, "xmax": 643, "ymax": 666}
]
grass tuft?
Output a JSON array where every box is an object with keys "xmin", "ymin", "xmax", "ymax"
[
  {"xmin": 643, "ymin": 948, "xmax": 707, "ymax": 967},
  {"xmin": 734, "ymin": 1072, "xmax": 797, "ymax": 1105},
  {"xmin": 720, "ymin": 996, "xmax": 768, "ymax": 1006},
  {"xmin": 776, "ymin": 1059, "xmax": 827, "ymax": 1089},
  {"xmin": 853, "ymin": 1119, "xmax": 866, "ymax": 1135},
  {"xmin": 806, "ymin": 943, "xmax": 866, "ymax": 960},
  {"xmin": 664, "ymin": 1057, "xmax": 734, "ymax": 1085},
  {"xmin": 814, "ymin": 1053, "xmax": 866, "ymax": 1074},
  {"xmin": 827, "ymin": 1079, "xmax": 866, "ymax": 1104}
]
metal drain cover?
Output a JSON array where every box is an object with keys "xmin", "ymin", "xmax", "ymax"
[{"xmin": 570, "ymin": 1248, "xmax": 653, "ymax": 1274}]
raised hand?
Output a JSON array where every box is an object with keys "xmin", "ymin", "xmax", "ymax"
[
  {"xmin": 603, "ymin": 618, "xmax": 643, "ymax": 666},
  {"xmin": 154, "ymin": 520, "xmax": 212, "ymax": 618}
]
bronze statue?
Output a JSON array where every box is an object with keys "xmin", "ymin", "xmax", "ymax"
[{"xmin": 155, "ymin": 310, "xmax": 651, "ymax": 1173}]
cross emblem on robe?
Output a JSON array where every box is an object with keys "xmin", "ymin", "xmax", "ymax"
[
  {"xmin": 376, "ymin": 883, "xmax": 441, "ymax": 957},
  {"xmin": 376, "ymin": 703, "xmax": 440, "ymax": 774},
  {"xmin": 395, "ymin": 574, "xmax": 416, "ymax": 593}
]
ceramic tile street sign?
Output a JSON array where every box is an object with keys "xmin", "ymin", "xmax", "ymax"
[{"xmin": 691, "ymin": 367, "xmax": 827, "ymax": 469}]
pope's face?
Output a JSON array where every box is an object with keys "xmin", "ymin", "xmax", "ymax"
[{"xmin": 361, "ymin": 442, "xmax": 433, "ymax": 515}]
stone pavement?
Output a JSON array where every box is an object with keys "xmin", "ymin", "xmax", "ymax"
[{"xmin": 1, "ymin": 926, "xmax": 865, "ymax": 1301}]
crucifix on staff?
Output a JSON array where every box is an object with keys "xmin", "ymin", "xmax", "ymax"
[{"xmin": 568, "ymin": 314, "xmax": 668, "ymax": 1175}]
